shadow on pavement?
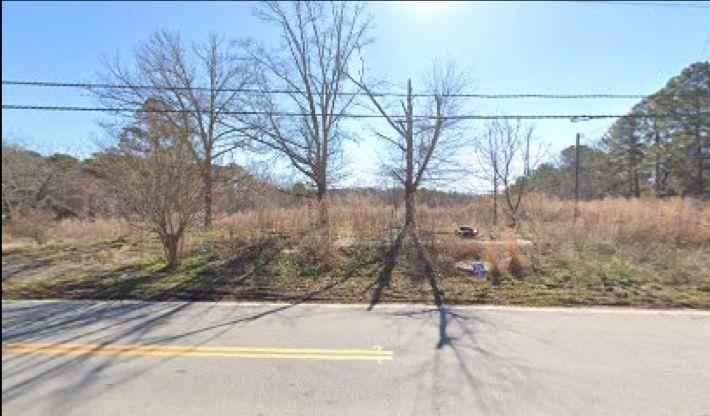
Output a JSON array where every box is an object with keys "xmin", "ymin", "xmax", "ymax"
[
  {"xmin": 367, "ymin": 228, "xmax": 407, "ymax": 311},
  {"xmin": 1, "ymin": 255, "xmax": 368, "ymax": 407},
  {"xmin": 368, "ymin": 229, "xmax": 535, "ymax": 415},
  {"xmin": 3, "ymin": 230, "xmax": 538, "ymax": 415}
]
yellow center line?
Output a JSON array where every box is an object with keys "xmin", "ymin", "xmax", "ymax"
[{"xmin": 1, "ymin": 342, "xmax": 393, "ymax": 361}]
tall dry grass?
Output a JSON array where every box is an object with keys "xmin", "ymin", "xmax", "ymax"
[
  {"xmin": 216, "ymin": 195, "xmax": 396, "ymax": 239},
  {"xmin": 214, "ymin": 193, "xmax": 708, "ymax": 248},
  {"xmin": 215, "ymin": 206, "xmax": 311, "ymax": 233},
  {"xmin": 483, "ymin": 246, "xmax": 502, "ymax": 279},
  {"xmin": 506, "ymin": 234, "xmax": 526, "ymax": 276},
  {"xmin": 524, "ymin": 194, "xmax": 709, "ymax": 245},
  {"xmin": 47, "ymin": 218, "xmax": 130, "ymax": 241},
  {"xmin": 4, "ymin": 194, "xmax": 706, "ymax": 254},
  {"xmin": 3, "ymin": 216, "xmax": 131, "ymax": 250}
]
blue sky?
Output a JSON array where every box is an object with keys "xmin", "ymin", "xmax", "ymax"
[{"xmin": 2, "ymin": 1, "xmax": 709, "ymax": 190}]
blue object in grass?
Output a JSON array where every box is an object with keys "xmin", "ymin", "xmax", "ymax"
[{"xmin": 472, "ymin": 262, "xmax": 486, "ymax": 278}]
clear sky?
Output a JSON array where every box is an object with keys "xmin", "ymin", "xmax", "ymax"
[{"xmin": 2, "ymin": 1, "xmax": 709, "ymax": 190}]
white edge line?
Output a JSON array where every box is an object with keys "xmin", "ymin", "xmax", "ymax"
[{"xmin": 3, "ymin": 299, "xmax": 710, "ymax": 316}]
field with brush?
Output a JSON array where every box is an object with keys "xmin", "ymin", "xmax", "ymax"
[{"xmin": 3, "ymin": 195, "xmax": 709, "ymax": 308}]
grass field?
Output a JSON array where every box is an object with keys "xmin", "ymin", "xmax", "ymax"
[{"xmin": 3, "ymin": 195, "xmax": 709, "ymax": 308}]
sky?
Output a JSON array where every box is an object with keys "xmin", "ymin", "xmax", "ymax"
[{"xmin": 2, "ymin": 1, "xmax": 709, "ymax": 191}]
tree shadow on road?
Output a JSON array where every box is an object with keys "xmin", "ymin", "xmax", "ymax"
[
  {"xmin": 367, "ymin": 227, "xmax": 408, "ymax": 310},
  {"xmin": 1, "ymin": 247, "xmax": 376, "ymax": 408},
  {"xmin": 368, "ymin": 229, "xmax": 534, "ymax": 415},
  {"xmin": 366, "ymin": 227, "xmax": 455, "ymax": 349},
  {"xmin": 2, "ymin": 300, "xmax": 192, "ymax": 405},
  {"xmin": 410, "ymin": 231, "xmax": 454, "ymax": 349},
  {"xmin": 3, "ymin": 229, "xmax": 538, "ymax": 415}
]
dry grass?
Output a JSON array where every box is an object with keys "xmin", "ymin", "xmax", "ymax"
[
  {"xmin": 3, "ymin": 194, "xmax": 708, "ymax": 308},
  {"xmin": 483, "ymin": 246, "xmax": 502, "ymax": 279},
  {"xmin": 4, "ymin": 195, "xmax": 707, "ymax": 252},
  {"xmin": 435, "ymin": 238, "xmax": 484, "ymax": 261},
  {"xmin": 524, "ymin": 194, "xmax": 709, "ymax": 245},
  {"xmin": 418, "ymin": 202, "xmax": 490, "ymax": 233},
  {"xmin": 210, "ymin": 196, "xmax": 708, "ymax": 287},
  {"xmin": 215, "ymin": 206, "xmax": 310, "ymax": 233},
  {"xmin": 47, "ymin": 218, "xmax": 130, "ymax": 241},
  {"xmin": 214, "ymin": 194, "xmax": 490, "ymax": 239},
  {"xmin": 506, "ymin": 236, "xmax": 525, "ymax": 277},
  {"xmin": 2, "ymin": 217, "xmax": 131, "ymax": 253}
]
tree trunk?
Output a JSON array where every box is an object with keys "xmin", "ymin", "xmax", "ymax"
[
  {"xmin": 628, "ymin": 154, "xmax": 635, "ymax": 198},
  {"xmin": 316, "ymin": 185, "xmax": 329, "ymax": 230},
  {"xmin": 653, "ymin": 125, "xmax": 661, "ymax": 196},
  {"xmin": 504, "ymin": 187, "xmax": 519, "ymax": 227},
  {"xmin": 492, "ymin": 177, "xmax": 498, "ymax": 225},
  {"xmin": 634, "ymin": 167, "xmax": 640, "ymax": 198},
  {"xmin": 203, "ymin": 161, "xmax": 213, "ymax": 230},
  {"xmin": 404, "ymin": 186, "xmax": 416, "ymax": 229},
  {"xmin": 694, "ymin": 115, "xmax": 705, "ymax": 196},
  {"xmin": 164, "ymin": 233, "xmax": 180, "ymax": 269},
  {"xmin": 695, "ymin": 125, "xmax": 704, "ymax": 195},
  {"xmin": 697, "ymin": 154, "xmax": 704, "ymax": 195},
  {"xmin": 404, "ymin": 78, "xmax": 415, "ymax": 230}
]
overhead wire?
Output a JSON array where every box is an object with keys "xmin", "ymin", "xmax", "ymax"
[
  {"xmin": 4, "ymin": 79, "xmax": 709, "ymax": 99},
  {"xmin": 3, "ymin": 104, "xmax": 706, "ymax": 121}
]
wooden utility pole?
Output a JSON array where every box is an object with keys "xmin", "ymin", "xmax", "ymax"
[
  {"xmin": 574, "ymin": 133, "xmax": 581, "ymax": 222},
  {"xmin": 390, "ymin": 176, "xmax": 396, "ymax": 245},
  {"xmin": 403, "ymin": 78, "xmax": 416, "ymax": 229},
  {"xmin": 652, "ymin": 127, "xmax": 661, "ymax": 195}
]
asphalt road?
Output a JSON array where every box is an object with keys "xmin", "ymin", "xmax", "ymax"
[{"xmin": 2, "ymin": 300, "xmax": 710, "ymax": 416}]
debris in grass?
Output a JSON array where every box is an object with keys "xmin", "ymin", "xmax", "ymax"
[
  {"xmin": 456, "ymin": 226, "xmax": 479, "ymax": 239},
  {"xmin": 455, "ymin": 260, "xmax": 488, "ymax": 279}
]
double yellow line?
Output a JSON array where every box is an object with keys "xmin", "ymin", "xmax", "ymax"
[{"xmin": 2, "ymin": 342, "xmax": 393, "ymax": 361}]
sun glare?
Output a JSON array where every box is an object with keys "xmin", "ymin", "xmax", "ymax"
[{"xmin": 410, "ymin": 1, "xmax": 448, "ymax": 11}]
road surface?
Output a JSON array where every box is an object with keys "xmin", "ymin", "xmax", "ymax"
[{"xmin": 2, "ymin": 300, "xmax": 710, "ymax": 415}]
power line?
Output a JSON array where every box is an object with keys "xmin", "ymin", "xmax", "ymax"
[
  {"xmin": 3, "ymin": 104, "xmax": 705, "ymax": 121},
  {"xmin": 3, "ymin": 80, "xmax": 708, "ymax": 99}
]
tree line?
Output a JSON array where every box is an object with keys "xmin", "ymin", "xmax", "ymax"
[{"xmin": 527, "ymin": 62, "xmax": 709, "ymax": 199}]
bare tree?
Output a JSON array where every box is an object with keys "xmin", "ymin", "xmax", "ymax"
[
  {"xmin": 472, "ymin": 125, "xmax": 503, "ymax": 225},
  {"xmin": 351, "ymin": 61, "xmax": 467, "ymax": 230},
  {"xmin": 94, "ymin": 30, "xmax": 253, "ymax": 229},
  {"xmin": 475, "ymin": 119, "xmax": 537, "ymax": 226},
  {"xmin": 97, "ymin": 99, "xmax": 203, "ymax": 268},
  {"xmin": 240, "ymin": 1, "xmax": 372, "ymax": 230}
]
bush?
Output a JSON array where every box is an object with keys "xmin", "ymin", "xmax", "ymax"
[
  {"xmin": 484, "ymin": 246, "xmax": 502, "ymax": 283},
  {"xmin": 507, "ymin": 237, "xmax": 526, "ymax": 278}
]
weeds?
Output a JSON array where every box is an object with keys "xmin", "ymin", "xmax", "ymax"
[
  {"xmin": 506, "ymin": 236, "xmax": 526, "ymax": 277},
  {"xmin": 2, "ymin": 195, "xmax": 709, "ymax": 308},
  {"xmin": 484, "ymin": 246, "xmax": 502, "ymax": 282}
]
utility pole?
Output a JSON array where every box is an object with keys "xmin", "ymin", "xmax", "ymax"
[
  {"xmin": 574, "ymin": 133, "xmax": 581, "ymax": 222},
  {"xmin": 390, "ymin": 176, "xmax": 396, "ymax": 245},
  {"xmin": 524, "ymin": 128, "xmax": 531, "ymax": 177},
  {"xmin": 403, "ymin": 78, "xmax": 415, "ymax": 229}
]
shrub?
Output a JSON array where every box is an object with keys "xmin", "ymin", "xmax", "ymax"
[
  {"xmin": 506, "ymin": 237, "xmax": 526, "ymax": 277},
  {"xmin": 484, "ymin": 246, "xmax": 502, "ymax": 283}
]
